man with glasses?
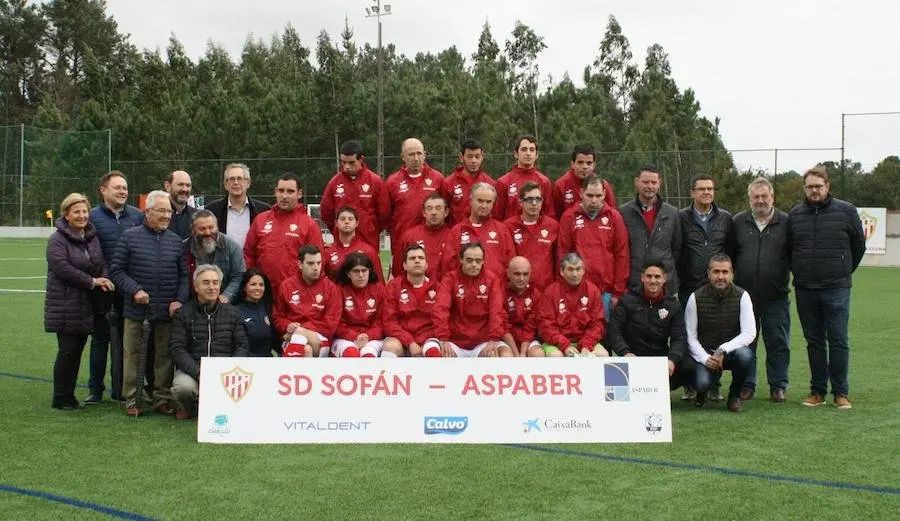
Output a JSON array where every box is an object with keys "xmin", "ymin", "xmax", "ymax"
[
  {"xmin": 504, "ymin": 182, "xmax": 558, "ymax": 290},
  {"xmin": 205, "ymin": 163, "xmax": 271, "ymax": 249},
  {"xmin": 790, "ymin": 166, "xmax": 865, "ymax": 409}
]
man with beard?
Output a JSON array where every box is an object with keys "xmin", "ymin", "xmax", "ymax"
[
  {"xmin": 183, "ymin": 209, "xmax": 245, "ymax": 304},
  {"xmin": 553, "ymin": 144, "xmax": 616, "ymax": 218},
  {"xmin": 164, "ymin": 170, "xmax": 196, "ymax": 240},
  {"xmin": 169, "ymin": 264, "xmax": 249, "ymax": 419},
  {"xmin": 441, "ymin": 183, "xmax": 515, "ymax": 278},
  {"xmin": 493, "ymin": 135, "xmax": 554, "ymax": 220},
  {"xmin": 204, "ymin": 163, "xmax": 271, "ymax": 249},
  {"xmin": 393, "ymin": 194, "xmax": 451, "ymax": 279},
  {"xmin": 443, "ymin": 139, "xmax": 494, "ymax": 225},
  {"xmin": 684, "ymin": 254, "xmax": 756, "ymax": 413}
]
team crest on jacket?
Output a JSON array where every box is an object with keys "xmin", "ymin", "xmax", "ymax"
[
  {"xmin": 367, "ymin": 298, "xmax": 376, "ymax": 308},
  {"xmin": 221, "ymin": 366, "xmax": 253, "ymax": 403},
  {"xmin": 416, "ymin": 239, "xmax": 425, "ymax": 247},
  {"xmin": 425, "ymin": 178, "xmax": 433, "ymax": 186},
  {"xmin": 336, "ymin": 184, "xmax": 345, "ymax": 196},
  {"xmin": 575, "ymin": 217, "xmax": 585, "ymax": 228},
  {"xmin": 558, "ymin": 299, "xmax": 566, "ymax": 312},
  {"xmin": 344, "ymin": 296, "xmax": 354, "ymax": 310},
  {"xmin": 263, "ymin": 221, "xmax": 273, "ymax": 232},
  {"xmin": 290, "ymin": 292, "xmax": 300, "ymax": 304},
  {"xmin": 580, "ymin": 296, "xmax": 589, "ymax": 306},
  {"xmin": 658, "ymin": 308, "xmax": 669, "ymax": 320},
  {"xmin": 428, "ymin": 289, "xmax": 436, "ymax": 299},
  {"xmin": 400, "ymin": 290, "xmax": 409, "ymax": 303},
  {"xmin": 315, "ymin": 294, "xmax": 323, "ymax": 303},
  {"xmin": 488, "ymin": 231, "xmax": 497, "ymax": 240},
  {"xmin": 507, "ymin": 298, "xmax": 515, "ymax": 309},
  {"xmin": 460, "ymin": 231, "xmax": 470, "ymax": 243},
  {"xmin": 601, "ymin": 216, "xmax": 609, "ymax": 225},
  {"xmin": 457, "ymin": 285, "xmax": 465, "ymax": 297},
  {"xmin": 565, "ymin": 189, "xmax": 574, "ymax": 203},
  {"xmin": 479, "ymin": 284, "xmax": 487, "ymax": 294},
  {"xmin": 508, "ymin": 183, "xmax": 517, "ymax": 196},
  {"xmin": 289, "ymin": 224, "xmax": 298, "ymax": 232},
  {"xmin": 454, "ymin": 185, "xmax": 463, "ymax": 197},
  {"xmin": 513, "ymin": 231, "xmax": 523, "ymax": 244},
  {"xmin": 540, "ymin": 229, "xmax": 549, "ymax": 238},
  {"xmin": 362, "ymin": 184, "xmax": 370, "ymax": 192},
  {"xmin": 399, "ymin": 181, "xmax": 408, "ymax": 193},
  {"xmin": 330, "ymin": 252, "xmax": 339, "ymax": 264},
  {"xmin": 524, "ymin": 297, "xmax": 532, "ymax": 308}
]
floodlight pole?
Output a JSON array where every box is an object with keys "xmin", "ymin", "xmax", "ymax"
[
  {"xmin": 366, "ymin": 0, "xmax": 391, "ymax": 178},
  {"xmin": 19, "ymin": 123, "xmax": 24, "ymax": 227}
]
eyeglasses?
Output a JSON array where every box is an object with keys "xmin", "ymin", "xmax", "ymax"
[
  {"xmin": 804, "ymin": 184, "xmax": 825, "ymax": 191},
  {"xmin": 225, "ymin": 176, "xmax": 248, "ymax": 183},
  {"xmin": 521, "ymin": 196, "xmax": 543, "ymax": 204},
  {"xmin": 150, "ymin": 208, "xmax": 173, "ymax": 214}
]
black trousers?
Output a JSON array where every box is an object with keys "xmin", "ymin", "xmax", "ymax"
[{"xmin": 53, "ymin": 333, "xmax": 88, "ymax": 405}]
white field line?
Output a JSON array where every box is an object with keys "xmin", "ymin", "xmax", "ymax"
[
  {"xmin": 0, "ymin": 258, "xmax": 44, "ymax": 261},
  {"xmin": 0, "ymin": 288, "xmax": 45, "ymax": 293},
  {"xmin": 0, "ymin": 276, "xmax": 45, "ymax": 280}
]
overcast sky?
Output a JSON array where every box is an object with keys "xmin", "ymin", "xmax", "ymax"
[{"xmin": 103, "ymin": 0, "xmax": 899, "ymax": 173}]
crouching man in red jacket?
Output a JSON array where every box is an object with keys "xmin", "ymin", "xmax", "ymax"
[
  {"xmin": 431, "ymin": 242, "xmax": 513, "ymax": 358},
  {"xmin": 537, "ymin": 252, "xmax": 609, "ymax": 357}
]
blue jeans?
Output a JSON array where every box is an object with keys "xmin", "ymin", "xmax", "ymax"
[
  {"xmin": 694, "ymin": 346, "xmax": 753, "ymax": 400},
  {"xmin": 88, "ymin": 304, "xmax": 125, "ymax": 398},
  {"xmin": 795, "ymin": 287, "xmax": 851, "ymax": 397},
  {"xmin": 743, "ymin": 298, "xmax": 791, "ymax": 392}
]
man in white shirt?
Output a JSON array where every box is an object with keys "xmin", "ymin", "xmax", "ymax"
[
  {"xmin": 204, "ymin": 163, "xmax": 271, "ymax": 249},
  {"xmin": 684, "ymin": 253, "xmax": 756, "ymax": 412}
]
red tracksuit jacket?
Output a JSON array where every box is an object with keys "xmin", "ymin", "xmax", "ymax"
[
  {"xmin": 433, "ymin": 269, "xmax": 505, "ymax": 348},
  {"xmin": 505, "ymin": 284, "xmax": 541, "ymax": 346},
  {"xmin": 382, "ymin": 275, "xmax": 440, "ymax": 346},
  {"xmin": 392, "ymin": 223, "xmax": 451, "ymax": 279},
  {"xmin": 243, "ymin": 205, "xmax": 325, "ymax": 291},
  {"xmin": 442, "ymin": 167, "xmax": 495, "ymax": 226},
  {"xmin": 493, "ymin": 166, "xmax": 554, "ymax": 221},
  {"xmin": 323, "ymin": 235, "xmax": 384, "ymax": 283},
  {"xmin": 537, "ymin": 278, "xmax": 606, "ymax": 349},
  {"xmin": 558, "ymin": 203, "xmax": 630, "ymax": 297},
  {"xmin": 273, "ymin": 274, "xmax": 342, "ymax": 338},
  {"xmin": 335, "ymin": 283, "xmax": 384, "ymax": 340},
  {"xmin": 385, "ymin": 164, "xmax": 445, "ymax": 260},
  {"xmin": 553, "ymin": 171, "xmax": 617, "ymax": 218},
  {"xmin": 504, "ymin": 214, "xmax": 559, "ymax": 290},
  {"xmin": 320, "ymin": 167, "xmax": 390, "ymax": 249},
  {"xmin": 441, "ymin": 218, "xmax": 515, "ymax": 278}
]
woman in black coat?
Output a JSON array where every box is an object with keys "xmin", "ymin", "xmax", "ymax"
[
  {"xmin": 234, "ymin": 268, "xmax": 281, "ymax": 357},
  {"xmin": 44, "ymin": 193, "xmax": 114, "ymax": 409}
]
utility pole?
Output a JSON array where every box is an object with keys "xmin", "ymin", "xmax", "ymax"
[{"xmin": 366, "ymin": 0, "xmax": 392, "ymax": 178}]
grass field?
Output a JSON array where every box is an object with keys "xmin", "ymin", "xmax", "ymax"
[{"xmin": 0, "ymin": 238, "xmax": 898, "ymax": 520}]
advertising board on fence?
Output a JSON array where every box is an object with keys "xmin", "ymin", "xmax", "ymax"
[
  {"xmin": 197, "ymin": 358, "xmax": 673, "ymax": 444},
  {"xmin": 858, "ymin": 207, "xmax": 887, "ymax": 255}
]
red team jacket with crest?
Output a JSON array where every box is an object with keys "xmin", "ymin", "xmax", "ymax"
[
  {"xmin": 323, "ymin": 235, "xmax": 384, "ymax": 283},
  {"xmin": 442, "ymin": 167, "xmax": 495, "ymax": 225},
  {"xmin": 441, "ymin": 219, "xmax": 515, "ymax": 277},
  {"xmin": 273, "ymin": 274, "xmax": 342, "ymax": 338},
  {"xmin": 382, "ymin": 276, "xmax": 440, "ymax": 346},
  {"xmin": 384, "ymin": 165, "xmax": 445, "ymax": 255},
  {"xmin": 392, "ymin": 223, "xmax": 451, "ymax": 279},
  {"xmin": 492, "ymin": 166, "xmax": 554, "ymax": 220},
  {"xmin": 553, "ymin": 171, "xmax": 617, "ymax": 218},
  {"xmin": 504, "ymin": 214, "xmax": 560, "ymax": 290},
  {"xmin": 433, "ymin": 269, "xmax": 505, "ymax": 348},
  {"xmin": 320, "ymin": 167, "xmax": 390, "ymax": 249},
  {"xmin": 505, "ymin": 284, "xmax": 541, "ymax": 346},
  {"xmin": 243, "ymin": 205, "xmax": 325, "ymax": 291},
  {"xmin": 558, "ymin": 203, "xmax": 630, "ymax": 297},
  {"xmin": 335, "ymin": 283, "xmax": 384, "ymax": 340},
  {"xmin": 537, "ymin": 279, "xmax": 606, "ymax": 349}
]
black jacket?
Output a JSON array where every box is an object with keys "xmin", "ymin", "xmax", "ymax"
[
  {"xmin": 168, "ymin": 201, "xmax": 197, "ymax": 240},
  {"xmin": 44, "ymin": 219, "xmax": 106, "ymax": 334},
  {"xmin": 237, "ymin": 300, "xmax": 281, "ymax": 357},
  {"xmin": 620, "ymin": 196, "xmax": 682, "ymax": 294},
  {"xmin": 204, "ymin": 197, "xmax": 271, "ymax": 235},
  {"xmin": 732, "ymin": 209, "xmax": 791, "ymax": 303},
  {"xmin": 110, "ymin": 223, "xmax": 189, "ymax": 322},
  {"xmin": 789, "ymin": 196, "xmax": 866, "ymax": 290},
  {"xmin": 607, "ymin": 289, "xmax": 687, "ymax": 363},
  {"xmin": 677, "ymin": 203, "xmax": 735, "ymax": 294},
  {"xmin": 169, "ymin": 300, "xmax": 250, "ymax": 379}
]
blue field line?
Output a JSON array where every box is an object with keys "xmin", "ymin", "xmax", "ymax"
[
  {"xmin": 0, "ymin": 371, "xmax": 89, "ymax": 388},
  {"xmin": 505, "ymin": 444, "xmax": 900, "ymax": 495},
  {"xmin": 0, "ymin": 484, "xmax": 158, "ymax": 520}
]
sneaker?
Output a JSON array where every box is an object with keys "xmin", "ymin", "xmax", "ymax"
[
  {"xmin": 83, "ymin": 393, "xmax": 102, "ymax": 405},
  {"xmin": 153, "ymin": 404, "xmax": 176, "ymax": 416},
  {"xmin": 833, "ymin": 395, "xmax": 852, "ymax": 409},
  {"xmin": 681, "ymin": 388, "xmax": 697, "ymax": 401},
  {"xmin": 709, "ymin": 388, "xmax": 725, "ymax": 402},
  {"xmin": 694, "ymin": 392, "xmax": 708, "ymax": 408},
  {"xmin": 125, "ymin": 407, "xmax": 143, "ymax": 417},
  {"xmin": 801, "ymin": 393, "xmax": 826, "ymax": 407}
]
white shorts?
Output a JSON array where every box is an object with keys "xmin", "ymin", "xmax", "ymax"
[
  {"xmin": 332, "ymin": 338, "xmax": 384, "ymax": 357},
  {"xmin": 449, "ymin": 340, "xmax": 511, "ymax": 358}
]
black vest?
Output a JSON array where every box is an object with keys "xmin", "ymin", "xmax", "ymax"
[{"xmin": 694, "ymin": 283, "xmax": 744, "ymax": 354}]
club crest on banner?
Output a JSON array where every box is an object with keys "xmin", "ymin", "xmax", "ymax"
[{"xmin": 221, "ymin": 366, "xmax": 253, "ymax": 403}]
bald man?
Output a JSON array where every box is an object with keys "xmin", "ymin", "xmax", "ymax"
[
  {"xmin": 503, "ymin": 256, "xmax": 543, "ymax": 357},
  {"xmin": 164, "ymin": 170, "xmax": 196, "ymax": 239},
  {"xmin": 385, "ymin": 138, "xmax": 446, "ymax": 273}
]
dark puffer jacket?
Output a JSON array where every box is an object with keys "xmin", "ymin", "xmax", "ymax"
[
  {"xmin": 110, "ymin": 223, "xmax": 189, "ymax": 322},
  {"xmin": 677, "ymin": 203, "xmax": 734, "ymax": 293},
  {"xmin": 88, "ymin": 204, "xmax": 143, "ymax": 269},
  {"xmin": 620, "ymin": 196, "xmax": 683, "ymax": 293},
  {"xmin": 607, "ymin": 289, "xmax": 687, "ymax": 363},
  {"xmin": 169, "ymin": 300, "xmax": 250, "ymax": 379},
  {"xmin": 789, "ymin": 196, "xmax": 866, "ymax": 290},
  {"xmin": 44, "ymin": 218, "xmax": 106, "ymax": 334}
]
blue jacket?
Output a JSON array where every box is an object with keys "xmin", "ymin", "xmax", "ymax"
[
  {"xmin": 789, "ymin": 195, "xmax": 866, "ymax": 290},
  {"xmin": 237, "ymin": 300, "xmax": 280, "ymax": 356},
  {"xmin": 110, "ymin": 223, "xmax": 189, "ymax": 322},
  {"xmin": 183, "ymin": 233, "xmax": 246, "ymax": 302},
  {"xmin": 89, "ymin": 204, "xmax": 144, "ymax": 269}
]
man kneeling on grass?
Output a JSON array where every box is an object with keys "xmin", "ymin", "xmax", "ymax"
[{"xmin": 169, "ymin": 265, "xmax": 249, "ymax": 419}]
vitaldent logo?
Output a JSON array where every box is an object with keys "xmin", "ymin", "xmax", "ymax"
[
  {"xmin": 424, "ymin": 416, "xmax": 468, "ymax": 435},
  {"xmin": 604, "ymin": 362, "xmax": 630, "ymax": 402}
]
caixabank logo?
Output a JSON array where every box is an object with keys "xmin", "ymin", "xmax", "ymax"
[{"xmin": 604, "ymin": 362, "xmax": 630, "ymax": 402}]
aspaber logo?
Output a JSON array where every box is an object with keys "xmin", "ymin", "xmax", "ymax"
[{"xmin": 424, "ymin": 416, "xmax": 468, "ymax": 435}]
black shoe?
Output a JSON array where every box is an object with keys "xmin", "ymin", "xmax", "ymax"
[
  {"xmin": 110, "ymin": 393, "xmax": 126, "ymax": 402},
  {"xmin": 694, "ymin": 392, "xmax": 708, "ymax": 408},
  {"xmin": 52, "ymin": 399, "xmax": 84, "ymax": 410},
  {"xmin": 83, "ymin": 393, "xmax": 103, "ymax": 405}
]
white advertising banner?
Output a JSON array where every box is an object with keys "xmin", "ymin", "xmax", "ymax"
[
  {"xmin": 197, "ymin": 358, "xmax": 673, "ymax": 444},
  {"xmin": 858, "ymin": 207, "xmax": 887, "ymax": 254}
]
